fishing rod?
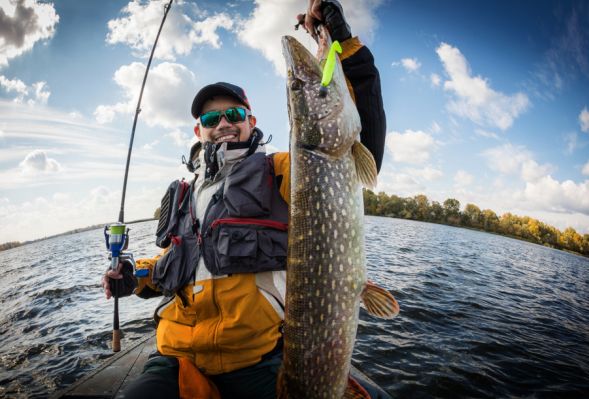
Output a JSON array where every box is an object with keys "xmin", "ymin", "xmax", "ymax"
[{"xmin": 104, "ymin": 0, "xmax": 174, "ymax": 353}]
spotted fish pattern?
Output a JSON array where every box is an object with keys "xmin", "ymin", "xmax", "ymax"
[{"xmin": 278, "ymin": 28, "xmax": 397, "ymax": 399}]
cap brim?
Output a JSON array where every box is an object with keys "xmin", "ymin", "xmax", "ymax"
[{"xmin": 191, "ymin": 84, "xmax": 249, "ymax": 119}]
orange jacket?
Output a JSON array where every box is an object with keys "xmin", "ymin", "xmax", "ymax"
[{"xmin": 135, "ymin": 151, "xmax": 290, "ymax": 375}]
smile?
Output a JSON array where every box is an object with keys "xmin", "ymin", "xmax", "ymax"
[{"xmin": 214, "ymin": 132, "xmax": 238, "ymax": 143}]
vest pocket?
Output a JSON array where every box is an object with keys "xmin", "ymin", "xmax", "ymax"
[
  {"xmin": 211, "ymin": 219, "xmax": 287, "ymax": 275},
  {"xmin": 153, "ymin": 234, "xmax": 199, "ymax": 296},
  {"xmin": 257, "ymin": 230, "xmax": 287, "ymax": 271},
  {"xmin": 217, "ymin": 227, "xmax": 258, "ymax": 272}
]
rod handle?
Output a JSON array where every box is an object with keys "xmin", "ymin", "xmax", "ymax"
[{"xmin": 112, "ymin": 329, "xmax": 121, "ymax": 352}]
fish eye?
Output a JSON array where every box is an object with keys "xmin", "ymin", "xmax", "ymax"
[{"xmin": 290, "ymin": 78, "xmax": 303, "ymax": 91}]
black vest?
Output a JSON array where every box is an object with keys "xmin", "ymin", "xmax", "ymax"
[{"xmin": 152, "ymin": 152, "xmax": 288, "ymax": 296}]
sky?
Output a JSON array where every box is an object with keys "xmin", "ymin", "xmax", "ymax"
[{"xmin": 0, "ymin": 0, "xmax": 588, "ymax": 243}]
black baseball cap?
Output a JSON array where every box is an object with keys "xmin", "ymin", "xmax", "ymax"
[{"xmin": 191, "ymin": 82, "xmax": 251, "ymax": 119}]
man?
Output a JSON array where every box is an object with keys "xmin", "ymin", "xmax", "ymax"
[{"xmin": 102, "ymin": 1, "xmax": 388, "ymax": 398}]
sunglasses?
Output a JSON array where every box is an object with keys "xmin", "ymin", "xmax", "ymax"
[{"xmin": 199, "ymin": 107, "xmax": 251, "ymax": 128}]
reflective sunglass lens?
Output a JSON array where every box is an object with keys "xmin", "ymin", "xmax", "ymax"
[
  {"xmin": 226, "ymin": 107, "xmax": 246, "ymax": 123},
  {"xmin": 201, "ymin": 111, "xmax": 220, "ymax": 127},
  {"xmin": 200, "ymin": 107, "xmax": 247, "ymax": 128}
]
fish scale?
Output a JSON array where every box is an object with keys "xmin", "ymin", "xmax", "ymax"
[
  {"xmin": 279, "ymin": 27, "xmax": 399, "ymax": 399},
  {"xmin": 285, "ymin": 151, "xmax": 365, "ymax": 398}
]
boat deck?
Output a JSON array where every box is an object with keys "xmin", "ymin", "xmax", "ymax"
[
  {"xmin": 53, "ymin": 334, "xmax": 385, "ymax": 398},
  {"xmin": 54, "ymin": 334, "xmax": 155, "ymax": 399}
]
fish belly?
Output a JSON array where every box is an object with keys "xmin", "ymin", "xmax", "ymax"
[{"xmin": 283, "ymin": 148, "xmax": 366, "ymax": 398}]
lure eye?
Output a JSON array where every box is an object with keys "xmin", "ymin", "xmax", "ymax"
[{"xmin": 290, "ymin": 78, "xmax": 303, "ymax": 91}]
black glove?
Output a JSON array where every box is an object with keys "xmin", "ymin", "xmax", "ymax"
[
  {"xmin": 321, "ymin": 0, "xmax": 352, "ymax": 42},
  {"xmin": 109, "ymin": 254, "xmax": 137, "ymax": 298}
]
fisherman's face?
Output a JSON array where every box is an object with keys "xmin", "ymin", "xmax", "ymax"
[{"xmin": 195, "ymin": 95, "xmax": 256, "ymax": 144}]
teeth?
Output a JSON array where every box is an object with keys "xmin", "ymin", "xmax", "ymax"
[{"xmin": 216, "ymin": 135, "xmax": 236, "ymax": 143}]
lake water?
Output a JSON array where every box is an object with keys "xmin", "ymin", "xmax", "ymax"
[{"xmin": 0, "ymin": 217, "xmax": 588, "ymax": 398}]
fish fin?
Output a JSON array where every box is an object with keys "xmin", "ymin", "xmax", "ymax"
[
  {"xmin": 360, "ymin": 280, "xmax": 400, "ymax": 319},
  {"xmin": 343, "ymin": 375, "xmax": 372, "ymax": 399},
  {"xmin": 352, "ymin": 140, "xmax": 377, "ymax": 189}
]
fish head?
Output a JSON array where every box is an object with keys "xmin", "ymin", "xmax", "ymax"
[{"xmin": 282, "ymin": 28, "xmax": 360, "ymax": 157}]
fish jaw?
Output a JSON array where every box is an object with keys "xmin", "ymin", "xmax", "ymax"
[{"xmin": 282, "ymin": 34, "xmax": 361, "ymax": 158}]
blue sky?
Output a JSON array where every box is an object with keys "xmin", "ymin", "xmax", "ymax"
[{"xmin": 1, "ymin": 0, "xmax": 588, "ymax": 243}]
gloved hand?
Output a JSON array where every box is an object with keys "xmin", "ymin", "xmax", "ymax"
[
  {"xmin": 297, "ymin": 0, "xmax": 352, "ymax": 42},
  {"xmin": 102, "ymin": 253, "xmax": 137, "ymax": 299}
]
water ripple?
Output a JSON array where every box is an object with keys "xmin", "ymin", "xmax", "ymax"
[{"xmin": 1, "ymin": 218, "xmax": 588, "ymax": 397}]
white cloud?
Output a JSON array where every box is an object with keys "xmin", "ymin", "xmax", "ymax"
[
  {"xmin": 238, "ymin": 0, "xmax": 384, "ymax": 76},
  {"xmin": 19, "ymin": 149, "xmax": 61, "ymax": 174},
  {"xmin": 0, "ymin": 186, "xmax": 166, "ymax": 242},
  {"xmin": 564, "ymin": 132, "xmax": 578, "ymax": 154},
  {"xmin": 430, "ymin": 121, "xmax": 441, "ymax": 134},
  {"xmin": 482, "ymin": 143, "xmax": 553, "ymax": 182},
  {"xmin": 520, "ymin": 159, "xmax": 552, "ymax": 182},
  {"xmin": 30, "ymin": 81, "xmax": 49, "ymax": 104},
  {"xmin": 454, "ymin": 170, "xmax": 473, "ymax": 187},
  {"xmin": 482, "ymin": 143, "xmax": 531, "ymax": 175},
  {"xmin": 166, "ymin": 129, "xmax": 194, "ymax": 148},
  {"xmin": 430, "ymin": 73, "xmax": 441, "ymax": 87},
  {"xmin": 521, "ymin": 175, "xmax": 589, "ymax": 214},
  {"xmin": 375, "ymin": 168, "xmax": 423, "ymax": 196},
  {"xmin": 436, "ymin": 42, "xmax": 530, "ymax": 130},
  {"xmin": 143, "ymin": 139, "xmax": 160, "ymax": 151},
  {"xmin": 0, "ymin": 0, "xmax": 59, "ymax": 67},
  {"xmin": 480, "ymin": 142, "xmax": 589, "ymax": 216},
  {"xmin": 94, "ymin": 62, "xmax": 196, "ymax": 128},
  {"xmin": 398, "ymin": 57, "xmax": 421, "ymax": 73},
  {"xmin": 386, "ymin": 129, "xmax": 436, "ymax": 164},
  {"xmin": 405, "ymin": 166, "xmax": 443, "ymax": 181},
  {"xmin": 579, "ymin": 106, "xmax": 589, "ymax": 133},
  {"xmin": 0, "ymin": 74, "xmax": 27, "ymax": 95},
  {"xmin": 0, "ymin": 99, "xmax": 180, "ymax": 190},
  {"xmin": 106, "ymin": 1, "xmax": 233, "ymax": 60},
  {"xmin": 582, "ymin": 160, "xmax": 589, "ymax": 176},
  {"xmin": 0, "ymin": 75, "xmax": 50, "ymax": 104},
  {"xmin": 475, "ymin": 128, "xmax": 499, "ymax": 139},
  {"xmin": 190, "ymin": 13, "xmax": 233, "ymax": 49}
]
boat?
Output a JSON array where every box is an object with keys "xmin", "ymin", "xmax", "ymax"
[{"xmin": 52, "ymin": 334, "xmax": 389, "ymax": 398}]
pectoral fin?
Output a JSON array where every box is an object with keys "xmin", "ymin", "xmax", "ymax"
[
  {"xmin": 352, "ymin": 140, "xmax": 377, "ymax": 189},
  {"xmin": 360, "ymin": 280, "xmax": 399, "ymax": 319}
]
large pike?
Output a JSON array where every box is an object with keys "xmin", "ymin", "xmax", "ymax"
[{"xmin": 279, "ymin": 27, "xmax": 400, "ymax": 399}]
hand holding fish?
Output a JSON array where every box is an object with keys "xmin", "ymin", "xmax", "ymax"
[{"xmin": 296, "ymin": 0, "xmax": 352, "ymax": 43}]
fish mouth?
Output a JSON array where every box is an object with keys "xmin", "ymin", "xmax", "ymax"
[{"xmin": 281, "ymin": 35, "xmax": 321, "ymax": 82}]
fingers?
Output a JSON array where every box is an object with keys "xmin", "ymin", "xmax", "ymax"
[
  {"xmin": 304, "ymin": 13, "xmax": 316, "ymax": 35},
  {"xmin": 107, "ymin": 269, "xmax": 123, "ymax": 279},
  {"xmin": 102, "ymin": 263, "xmax": 124, "ymax": 300},
  {"xmin": 309, "ymin": 0, "xmax": 322, "ymax": 19},
  {"xmin": 102, "ymin": 274, "xmax": 112, "ymax": 300},
  {"xmin": 301, "ymin": 0, "xmax": 323, "ymax": 37}
]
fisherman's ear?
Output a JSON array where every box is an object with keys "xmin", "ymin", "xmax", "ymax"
[
  {"xmin": 248, "ymin": 115, "xmax": 257, "ymax": 130},
  {"xmin": 194, "ymin": 123, "xmax": 201, "ymax": 139}
]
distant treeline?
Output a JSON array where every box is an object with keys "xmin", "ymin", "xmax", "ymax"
[
  {"xmin": 363, "ymin": 190, "xmax": 589, "ymax": 257},
  {"xmin": 0, "ymin": 241, "xmax": 22, "ymax": 251}
]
